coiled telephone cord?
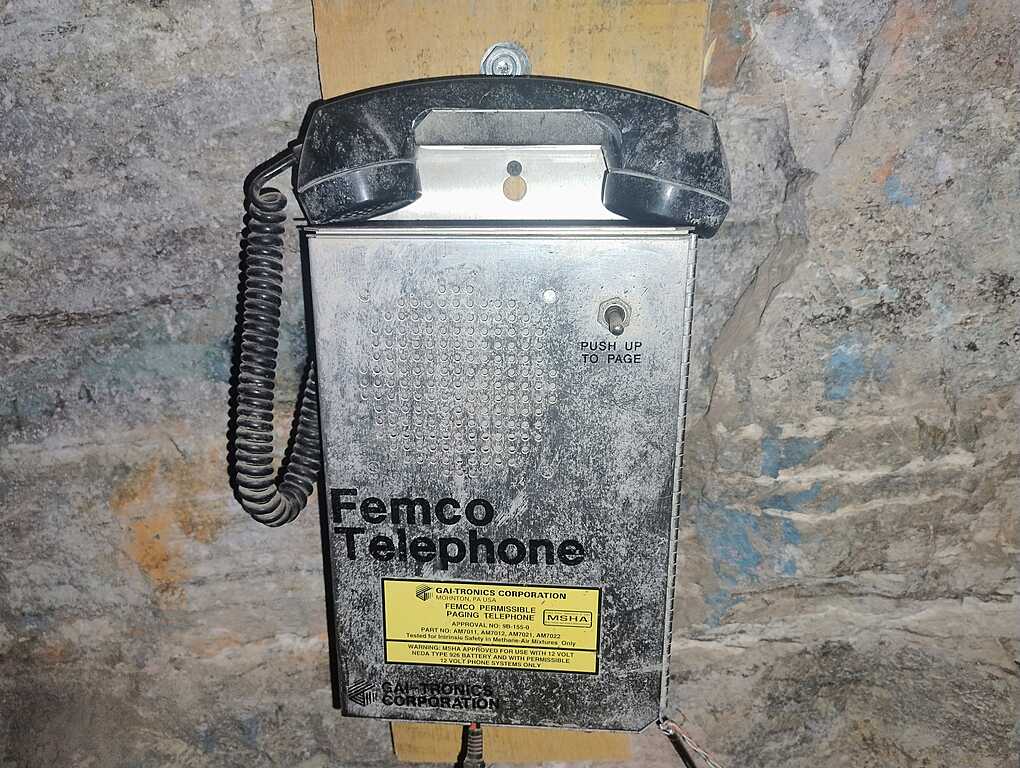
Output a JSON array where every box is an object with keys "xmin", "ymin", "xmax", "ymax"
[{"xmin": 230, "ymin": 147, "xmax": 322, "ymax": 526}]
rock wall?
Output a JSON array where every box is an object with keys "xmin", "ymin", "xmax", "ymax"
[
  {"xmin": 674, "ymin": 3, "xmax": 1018, "ymax": 765},
  {"xmin": 1, "ymin": 1, "xmax": 1016, "ymax": 766}
]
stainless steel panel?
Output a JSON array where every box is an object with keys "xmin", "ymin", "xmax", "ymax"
[
  {"xmin": 306, "ymin": 226, "xmax": 695, "ymax": 731},
  {"xmin": 380, "ymin": 145, "xmax": 622, "ymax": 221}
]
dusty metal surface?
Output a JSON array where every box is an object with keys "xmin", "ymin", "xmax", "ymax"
[
  {"xmin": 380, "ymin": 144, "xmax": 620, "ymax": 221},
  {"xmin": 307, "ymin": 227, "xmax": 696, "ymax": 730}
]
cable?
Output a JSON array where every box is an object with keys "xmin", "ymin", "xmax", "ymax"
[
  {"xmin": 660, "ymin": 717, "xmax": 726, "ymax": 768},
  {"xmin": 459, "ymin": 722, "xmax": 485, "ymax": 768},
  {"xmin": 230, "ymin": 146, "xmax": 323, "ymax": 527},
  {"xmin": 664, "ymin": 722, "xmax": 699, "ymax": 768}
]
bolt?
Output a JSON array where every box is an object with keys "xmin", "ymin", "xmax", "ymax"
[{"xmin": 481, "ymin": 42, "xmax": 531, "ymax": 76}]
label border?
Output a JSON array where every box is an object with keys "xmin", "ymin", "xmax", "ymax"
[{"xmin": 381, "ymin": 577, "xmax": 603, "ymax": 676}]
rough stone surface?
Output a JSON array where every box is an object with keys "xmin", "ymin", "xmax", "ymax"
[
  {"xmin": 0, "ymin": 1, "xmax": 1016, "ymax": 767},
  {"xmin": 676, "ymin": 1, "xmax": 1019, "ymax": 766}
]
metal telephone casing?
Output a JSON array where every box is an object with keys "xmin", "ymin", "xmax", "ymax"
[
  {"xmin": 283, "ymin": 74, "xmax": 729, "ymax": 732},
  {"xmin": 306, "ymin": 226, "xmax": 696, "ymax": 730}
]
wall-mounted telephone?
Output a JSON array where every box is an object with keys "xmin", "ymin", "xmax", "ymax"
[{"xmin": 229, "ymin": 73, "xmax": 729, "ymax": 735}]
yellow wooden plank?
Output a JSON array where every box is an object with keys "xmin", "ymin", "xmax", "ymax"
[
  {"xmin": 312, "ymin": 0, "xmax": 709, "ymax": 106},
  {"xmin": 390, "ymin": 721, "xmax": 633, "ymax": 764},
  {"xmin": 309, "ymin": 0, "xmax": 711, "ymax": 761}
]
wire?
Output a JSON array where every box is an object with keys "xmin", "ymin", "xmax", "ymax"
[
  {"xmin": 660, "ymin": 717, "xmax": 726, "ymax": 768},
  {"xmin": 459, "ymin": 722, "xmax": 484, "ymax": 768},
  {"xmin": 230, "ymin": 146, "xmax": 323, "ymax": 526}
]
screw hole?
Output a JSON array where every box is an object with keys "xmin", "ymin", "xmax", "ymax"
[{"xmin": 503, "ymin": 175, "xmax": 527, "ymax": 201}]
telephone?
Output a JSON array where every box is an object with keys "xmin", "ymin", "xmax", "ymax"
[{"xmin": 229, "ymin": 74, "xmax": 729, "ymax": 733}]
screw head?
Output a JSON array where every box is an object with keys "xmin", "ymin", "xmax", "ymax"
[{"xmin": 481, "ymin": 42, "xmax": 531, "ymax": 76}]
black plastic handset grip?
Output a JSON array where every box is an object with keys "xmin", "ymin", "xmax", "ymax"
[{"xmin": 294, "ymin": 75, "xmax": 731, "ymax": 237}]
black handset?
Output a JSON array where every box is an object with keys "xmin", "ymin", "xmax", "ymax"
[{"xmin": 294, "ymin": 75, "xmax": 730, "ymax": 234}]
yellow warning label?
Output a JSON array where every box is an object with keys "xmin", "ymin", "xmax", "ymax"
[{"xmin": 382, "ymin": 579, "xmax": 601, "ymax": 674}]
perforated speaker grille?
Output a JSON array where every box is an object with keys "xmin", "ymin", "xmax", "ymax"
[{"xmin": 358, "ymin": 283, "xmax": 559, "ymax": 476}]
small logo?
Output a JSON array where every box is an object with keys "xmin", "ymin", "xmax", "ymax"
[
  {"xmin": 543, "ymin": 610, "xmax": 593, "ymax": 628},
  {"xmin": 415, "ymin": 585, "xmax": 432, "ymax": 602},
  {"xmin": 347, "ymin": 679, "xmax": 376, "ymax": 706}
]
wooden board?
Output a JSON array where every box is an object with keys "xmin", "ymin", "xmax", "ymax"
[
  {"xmin": 312, "ymin": 0, "xmax": 711, "ymax": 107},
  {"xmin": 390, "ymin": 721, "xmax": 634, "ymax": 764},
  {"xmin": 309, "ymin": 0, "xmax": 711, "ymax": 762}
]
